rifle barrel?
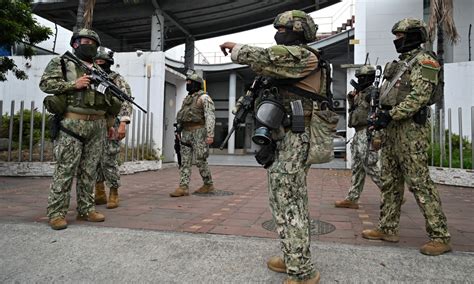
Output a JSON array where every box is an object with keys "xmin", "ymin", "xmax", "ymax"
[{"xmin": 219, "ymin": 125, "xmax": 236, "ymax": 150}]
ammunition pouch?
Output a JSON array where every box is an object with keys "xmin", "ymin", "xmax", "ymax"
[
  {"xmin": 290, "ymin": 100, "xmax": 305, "ymax": 133},
  {"xmin": 107, "ymin": 96, "xmax": 123, "ymax": 117},
  {"xmin": 255, "ymin": 142, "xmax": 276, "ymax": 169},
  {"xmin": 413, "ymin": 106, "xmax": 428, "ymax": 125},
  {"xmin": 43, "ymin": 95, "xmax": 67, "ymax": 115}
]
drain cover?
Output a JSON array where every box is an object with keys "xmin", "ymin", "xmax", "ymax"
[
  {"xmin": 262, "ymin": 219, "xmax": 336, "ymax": 236},
  {"xmin": 192, "ymin": 190, "xmax": 234, "ymax": 197}
]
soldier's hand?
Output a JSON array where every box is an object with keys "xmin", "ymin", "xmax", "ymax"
[
  {"xmin": 108, "ymin": 127, "xmax": 116, "ymax": 140},
  {"xmin": 206, "ymin": 137, "xmax": 214, "ymax": 145},
  {"xmin": 75, "ymin": 74, "xmax": 91, "ymax": 89},
  {"xmin": 220, "ymin": 42, "xmax": 236, "ymax": 56},
  {"xmin": 117, "ymin": 122, "xmax": 127, "ymax": 140}
]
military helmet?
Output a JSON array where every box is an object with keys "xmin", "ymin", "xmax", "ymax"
[
  {"xmin": 273, "ymin": 10, "xmax": 318, "ymax": 42},
  {"xmin": 391, "ymin": 18, "xmax": 428, "ymax": 43},
  {"xmin": 186, "ymin": 70, "xmax": 204, "ymax": 85},
  {"xmin": 70, "ymin": 28, "xmax": 101, "ymax": 47},
  {"xmin": 355, "ymin": 65, "xmax": 375, "ymax": 77},
  {"xmin": 95, "ymin": 46, "xmax": 114, "ymax": 64}
]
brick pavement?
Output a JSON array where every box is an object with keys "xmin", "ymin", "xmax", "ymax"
[{"xmin": 0, "ymin": 166, "xmax": 473, "ymax": 252}]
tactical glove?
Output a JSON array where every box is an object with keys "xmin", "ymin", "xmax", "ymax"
[{"xmin": 373, "ymin": 110, "xmax": 392, "ymax": 130}]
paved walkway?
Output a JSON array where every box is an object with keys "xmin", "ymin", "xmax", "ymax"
[{"xmin": 1, "ymin": 166, "xmax": 473, "ymax": 253}]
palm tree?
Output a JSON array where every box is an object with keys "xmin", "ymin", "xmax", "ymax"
[
  {"xmin": 74, "ymin": 0, "xmax": 96, "ymax": 31},
  {"xmin": 427, "ymin": 0, "xmax": 459, "ymax": 145}
]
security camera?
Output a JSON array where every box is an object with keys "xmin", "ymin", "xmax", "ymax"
[
  {"xmin": 25, "ymin": 61, "xmax": 32, "ymax": 68},
  {"xmin": 136, "ymin": 50, "xmax": 143, "ymax": 57}
]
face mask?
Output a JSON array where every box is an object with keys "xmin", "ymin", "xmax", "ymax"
[
  {"xmin": 75, "ymin": 44, "xmax": 97, "ymax": 62},
  {"xmin": 98, "ymin": 62, "xmax": 112, "ymax": 73},
  {"xmin": 186, "ymin": 81, "xmax": 201, "ymax": 93},
  {"xmin": 274, "ymin": 30, "xmax": 305, "ymax": 45},
  {"xmin": 393, "ymin": 33, "xmax": 421, "ymax": 53}
]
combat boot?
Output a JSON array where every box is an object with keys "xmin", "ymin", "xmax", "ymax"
[
  {"xmin": 169, "ymin": 186, "xmax": 189, "ymax": 197},
  {"xmin": 194, "ymin": 184, "xmax": 215, "ymax": 194},
  {"xmin": 283, "ymin": 272, "xmax": 320, "ymax": 284},
  {"xmin": 335, "ymin": 199, "xmax": 359, "ymax": 209},
  {"xmin": 420, "ymin": 240, "xmax": 452, "ymax": 256},
  {"xmin": 76, "ymin": 211, "xmax": 105, "ymax": 222},
  {"xmin": 107, "ymin": 187, "xmax": 119, "ymax": 209},
  {"xmin": 95, "ymin": 182, "xmax": 107, "ymax": 205},
  {"xmin": 362, "ymin": 229, "xmax": 399, "ymax": 242},
  {"xmin": 267, "ymin": 256, "xmax": 286, "ymax": 273},
  {"xmin": 49, "ymin": 216, "xmax": 67, "ymax": 230}
]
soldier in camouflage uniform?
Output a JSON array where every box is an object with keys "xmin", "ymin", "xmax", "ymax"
[
  {"xmin": 220, "ymin": 10, "xmax": 328, "ymax": 284},
  {"xmin": 169, "ymin": 71, "xmax": 216, "ymax": 197},
  {"xmin": 40, "ymin": 29, "xmax": 120, "ymax": 230},
  {"xmin": 94, "ymin": 47, "xmax": 132, "ymax": 209},
  {"xmin": 362, "ymin": 18, "xmax": 451, "ymax": 256},
  {"xmin": 335, "ymin": 66, "xmax": 382, "ymax": 209}
]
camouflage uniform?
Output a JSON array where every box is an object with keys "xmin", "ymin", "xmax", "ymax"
[
  {"xmin": 345, "ymin": 86, "xmax": 382, "ymax": 201},
  {"xmin": 96, "ymin": 71, "xmax": 132, "ymax": 190},
  {"xmin": 40, "ymin": 30, "xmax": 115, "ymax": 219},
  {"xmin": 229, "ymin": 11, "xmax": 327, "ymax": 281},
  {"xmin": 376, "ymin": 19, "xmax": 450, "ymax": 243},
  {"xmin": 177, "ymin": 90, "xmax": 215, "ymax": 188}
]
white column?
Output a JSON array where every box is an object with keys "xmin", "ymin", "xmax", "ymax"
[{"xmin": 227, "ymin": 71, "xmax": 237, "ymax": 154}]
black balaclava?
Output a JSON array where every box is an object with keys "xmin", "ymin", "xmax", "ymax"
[
  {"xmin": 75, "ymin": 43, "xmax": 97, "ymax": 63},
  {"xmin": 393, "ymin": 32, "xmax": 423, "ymax": 53},
  {"xmin": 274, "ymin": 30, "xmax": 306, "ymax": 46},
  {"xmin": 186, "ymin": 80, "xmax": 201, "ymax": 93},
  {"xmin": 356, "ymin": 75, "xmax": 375, "ymax": 90},
  {"xmin": 98, "ymin": 62, "xmax": 112, "ymax": 73}
]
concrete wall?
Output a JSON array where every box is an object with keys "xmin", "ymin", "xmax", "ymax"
[
  {"xmin": 452, "ymin": 0, "xmax": 474, "ymax": 63},
  {"xmin": 443, "ymin": 61, "xmax": 474, "ymax": 140},
  {"xmin": 0, "ymin": 51, "xmax": 180, "ymax": 162},
  {"xmin": 354, "ymin": 0, "xmax": 423, "ymax": 65}
]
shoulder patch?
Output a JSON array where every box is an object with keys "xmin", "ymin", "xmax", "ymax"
[
  {"xmin": 420, "ymin": 59, "xmax": 440, "ymax": 68},
  {"xmin": 420, "ymin": 63, "xmax": 440, "ymax": 84}
]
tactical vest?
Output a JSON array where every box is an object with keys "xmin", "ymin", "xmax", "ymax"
[
  {"xmin": 348, "ymin": 86, "xmax": 372, "ymax": 129},
  {"xmin": 379, "ymin": 50, "xmax": 436, "ymax": 108},
  {"xmin": 176, "ymin": 91, "xmax": 206, "ymax": 123},
  {"xmin": 62, "ymin": 58, "xmax": 110, "ymax": 115},
  {"xmin": 274, "ymin": 46, "xmax": 330, "ymax": 115}
]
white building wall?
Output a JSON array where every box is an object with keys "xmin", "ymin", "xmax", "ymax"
[
  {"xmin": 0, "ymin": 52, "xmax": 175, "ymax": 162},
  {"xmin": 354, "ymin": 0, "xmax": 423, "ymax": 65},
  {"xmin": 452, "ymin": 0, "xmax": 474, "ymax": 63},
  {"xmin": 443, "ymin": 61, "xmax": 474, "ymax": 140}
]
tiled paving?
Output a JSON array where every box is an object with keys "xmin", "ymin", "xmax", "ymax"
[{"xmin": 0, "ymin": 166, "xmax": 473, "ymax": 252}]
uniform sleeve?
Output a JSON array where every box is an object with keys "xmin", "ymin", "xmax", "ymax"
[
  {"xmin": 201, "ymin": 94, "xmax": 215, "ymax": 138},
  {"xmin": 39, "ymin": 57, "xmax": 76, "ymax": 94},
  {"xmin": 389, "ymin": 58, "xmax": 435, "ymax": 120},
  {"xmin": 114, "ymin": 75, "xmax": 133, "ymax": 123},
  {"xmin": 230, "ymin": 44, "xmax": 318, "ymax": 79}
]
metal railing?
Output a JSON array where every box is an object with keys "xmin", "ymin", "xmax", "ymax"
[
  {"xmin": 0, "ymin": 100, "xmax": 155, "ymax": 163},
  {"xmin": 430, "ymin": 106, "xmax": 474, "ymax": 169}
]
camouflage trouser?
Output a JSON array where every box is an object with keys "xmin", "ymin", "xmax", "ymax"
[
  {"xmin": 346, "ymin": 128, "xmax": 382, "ymax": 201},
  {"xmin": 47, "ymin": 118, "xmax": 106, "ymax": 218},
  {"xmin": 268, "ymin": 128, "xmax": 316, "ymax": 281},
  {"xmin": 378, "ymin": 120, "xmax": 450, "ymax": 243},
  {"xmin": 96, "ymin": 138, "xmax": 121, "ymax": 189},
  {"xmin": 179, "ymin": 127, "xmax": 213, "ymax": 187}
]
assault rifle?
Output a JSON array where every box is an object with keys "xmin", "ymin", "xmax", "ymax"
[
  {"xmin": 61, "ymin": 51, "xmax": 147, "ymax": 113},
  {"xmin": 367, "ymin": 65, "xmax": 383, "ymax": 150},
  {"xmin": 219, "ymin": 76, "xmax": 265, "ymax": 150},
  {"xmin": 173, "ymin": 123, "xmax": 183, "ymax": 168}
]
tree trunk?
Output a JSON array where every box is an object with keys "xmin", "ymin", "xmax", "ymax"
[
  {"xmin": 75, "ymin": 0, "xmax": 86, "ymax": 32},
  {"xmin": 434, "ymin": 23, "xmax": 445, "ymax": 150}
]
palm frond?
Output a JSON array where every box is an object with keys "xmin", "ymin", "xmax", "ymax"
[
  {"xmin": 427, "ymin": 0, "xmax": 459, "ymax": 43},
  {"xmin": 83, "ymin": 0, "xmax": 96, "ymax": 29}
]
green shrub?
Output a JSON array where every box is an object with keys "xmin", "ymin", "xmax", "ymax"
[
  {"xmin": 0, "ymin": 110, "xmax": 52, "ymax": 148},
  {"xmin": 429, "ymin": 130, "xmax": 473, "ymax": 169}
]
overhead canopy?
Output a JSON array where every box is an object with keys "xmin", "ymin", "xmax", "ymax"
[{"xmin": 32, "ymin": 0, "xmax": 340, "ymax": 52}]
